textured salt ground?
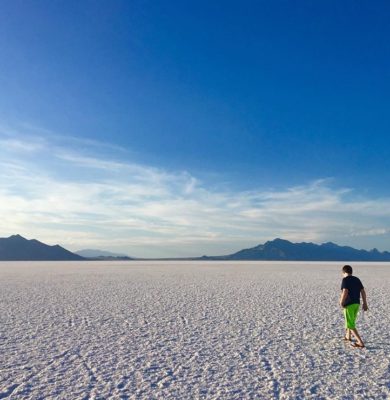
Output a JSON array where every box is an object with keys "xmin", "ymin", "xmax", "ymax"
[{"xmin": 1, "ymin": 261, "xmax": 390, "ymax": 400}]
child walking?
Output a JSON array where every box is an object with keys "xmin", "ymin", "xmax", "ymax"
[{"xmin": 339, "ymin": 265, "xmax": 368, "ymax": 348}]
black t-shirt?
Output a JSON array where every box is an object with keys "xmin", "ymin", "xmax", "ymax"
[{"xmin": 341, "ymin": 275, "xmax": 364, "ymax": 306}]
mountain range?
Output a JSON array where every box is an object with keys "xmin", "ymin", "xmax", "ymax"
[
  {"xmin": 200, "ymin": 238, "xmax": 390, "ymax": 261},
  {"xmin": 75, "ymin": 249, "xmax": 128, "ymax": 258},
  {"xmin": 0, "ymin": 234, "xmax": 84, "ymax": 261},
  {"xmin": 75, "ymin": 249, "xmax": 133, "ymax": 260},
  {"xmin": 1, "ymin": 235, "xmax": 390, "ymax": 262}
]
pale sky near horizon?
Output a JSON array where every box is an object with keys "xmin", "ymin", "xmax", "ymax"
[{"xmin": 1, "ymin": 1, "xmax": 390, "ymax": 257}]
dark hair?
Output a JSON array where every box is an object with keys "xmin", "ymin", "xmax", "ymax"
[{"xmin": 342, "ymin": 265, "xmax": 353, "ymax": 274}]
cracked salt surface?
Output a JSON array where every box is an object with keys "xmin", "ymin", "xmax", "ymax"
[{"xmin": 1, "ymin": 261, "xmax": 390, "ymax": 399}]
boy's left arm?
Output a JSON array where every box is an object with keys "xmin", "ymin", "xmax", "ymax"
[
  {"xmin": 361, "ymin": 288, "xmax": 368, "ymax": 311},
  {"xmin": 339, "ymin": 289, "xmax": 348, "ymax": 307}
]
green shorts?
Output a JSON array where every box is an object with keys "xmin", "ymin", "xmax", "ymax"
[{"xmin": 344, "ymin": 303, "xmax": 360, "ymax": 329}]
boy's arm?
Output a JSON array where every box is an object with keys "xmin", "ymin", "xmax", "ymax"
[
  {"xmin": 361, "ymin": 288, "xmax": 368, "ymax": 311},
  {"xmin": 339, "ymin": 289, "xmax": 348, "ymax": 307}
]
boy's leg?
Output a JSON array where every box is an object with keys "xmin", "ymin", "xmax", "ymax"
[
  {"xmin": 344, "ymin": 304, "xmax": 364, "ymax": 346},
  {"xmin": 343, "ymin": 308, "xmax": 352, "ymax": 340},
  {"xmin": 350, "ymin": 329, "xmax": 364, "ymax": 347}
]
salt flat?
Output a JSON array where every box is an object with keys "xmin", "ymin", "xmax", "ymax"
[{"xmin": 1, "ymin": 261, "xmax": 389, "ymax": 400}]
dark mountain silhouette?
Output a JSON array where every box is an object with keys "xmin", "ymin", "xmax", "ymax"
[
  {"xmin": 201, "ymin": 238, "xmax": 390, "ymax": 261},
  {"xmin": 0, "ymin": 235, "xmax": 84, "ymax": 261},
  {"xmin": 76, "ymin": 249, "xmax": 129, "ymax": 258},
  {"xmin": 75, "ymin": 249, "xmax": 133, "ymax": 260}
]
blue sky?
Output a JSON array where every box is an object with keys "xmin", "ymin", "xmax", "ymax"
[{"xmin": 1, "ymin": 1, "xmax": 390, "ymax": 256}]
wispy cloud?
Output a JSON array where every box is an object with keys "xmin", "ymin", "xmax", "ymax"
[{"xmin": 1, "ymin": 126, "xmax": 390, "ymax": 256}]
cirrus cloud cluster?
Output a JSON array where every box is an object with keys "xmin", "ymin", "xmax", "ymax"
[{"xmin": 1, "ymin": 126, "xmax": 390, "ymax": 257}]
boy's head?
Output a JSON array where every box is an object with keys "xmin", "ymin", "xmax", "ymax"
[{"xmin": 342, "ymin": 265, "xmax": 353, "ymax": 275}]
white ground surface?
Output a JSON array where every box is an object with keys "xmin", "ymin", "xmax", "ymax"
[{"xmin": 1, "ymin": 261, "xmax": 390, "ymax": 400}]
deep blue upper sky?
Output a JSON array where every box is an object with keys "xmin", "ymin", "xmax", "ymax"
[
  {"xmin": 1, "ymin": 1, "xmax": 390, "ymax": 255},
  {"xmin": 1, "ymin": 1, "xmax": 389, "ymax": 191}
]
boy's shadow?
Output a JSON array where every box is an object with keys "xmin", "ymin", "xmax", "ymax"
[{"xmin": 366, "ymin": 342, "xmax": 389, "ymax": 351}]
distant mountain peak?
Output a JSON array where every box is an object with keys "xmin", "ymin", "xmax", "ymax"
[
  {"xmin": 75, "ymin": 249, "xmax": 130, "ymax": 258},
  {"xmin": 321, "ymin": 241, "xmax": 338, "ymax": 248},
  {"xmin": 9, "ymin": 234, "xmax": 27, "ymax": 240},
  {"xmin": 268, "ymin": 238, "xmax": 290, "ymax": 243}
]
